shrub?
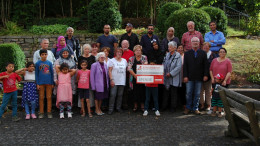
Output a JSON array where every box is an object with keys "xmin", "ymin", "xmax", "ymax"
[
  {"xmin": 248, "ymin": 74, "xmax": 260, "ymax": 85},
  {"xmin": 0, "ymin": 43, "xmax": 25, "ymax": 73},
  {"xmin": 165, "ymin": 8, "xmax": 211, "ymax": 39},
  {"xmin": 87, "ymin": 0, "xmax": 122, "ymax": 33},
  {"xmin": 157, "ymin": 2, "xmax": 183, "ymax": 34},
  {"xmin": 29, "ymin": 24, "xmax": 69, "ymax": 35},
  {"xmin": 38, "ymin": 17, "xmax": 82, "ymax": 29},
  {"xmin": 246, "ymin": 14, "xmax": 260, "ymax": 36},
  {"xmin": 200, "ymin": 7, "xmax": 228, "ymax": 36},
  {"xmin": 2, "ymin": 21, "xmax": 23, "ymax": 35}
]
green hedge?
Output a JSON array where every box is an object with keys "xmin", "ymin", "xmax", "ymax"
[
  {"xmin": 0, "ymin": 43, "xmax": 25, "ymax": 72},
  {"xmin": 201, "ymin": 7, "xmax": 228, "ymax": 36},
  {"xmin": 87, "ymin": 0, "xmax": 122, "ymax": 33},
  {"xmin": 165, "ymin": 8, "xmax": 211, "ymax": 39},
  {"xmin": 157, "ymin": 2, "xmax": 183, "ymax": 34},
  {"xmin": 29, "ymin": 24, "xmax": 69, "ymax": 35},
  {"xmin": 38, "ymin": 17, "xmax": 82, "ymax": 29}
]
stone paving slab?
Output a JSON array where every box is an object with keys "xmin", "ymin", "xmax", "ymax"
[{"xmin": 0, "ymin": 109, "xmax": 254, "ymax": 145}]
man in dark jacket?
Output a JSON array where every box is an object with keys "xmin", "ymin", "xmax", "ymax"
[
  {"xmin": 183, "ymin": 37, "xmax": 209, "ymax": 115},
  {"xmin": 119, "ymin": 23, "xmax": 139, "ymax": 51},
  {"xmin": 65, "ymin": 27, "xmax": 81, "ymax": 60}
]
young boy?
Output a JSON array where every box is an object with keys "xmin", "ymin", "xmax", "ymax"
[
  {"xmin": 35, "ymin": 49, "xmax": 54, "ymax": 119},
  {"xmin": 0, "ymin": 62, "xmax": 21, "ymax": 124},
  {"xmin": 211, "ymin": 73, "xmax": 225, "ymax": 118}
]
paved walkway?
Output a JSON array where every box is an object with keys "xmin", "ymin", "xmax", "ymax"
[{"xmin": 0, "ymin": 109, "xmax": 254, "ymax": 145}]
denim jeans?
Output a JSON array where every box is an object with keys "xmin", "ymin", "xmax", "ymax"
[
  {"xmin": 24, "ymin": 100, "xmax": 36, "ymax": 115},
  {"xmin": 186, "ymin": 81, "xmax": 202, "ymax": 111},
  {"xmin": 109, "ymin": 85, "xmax": 124, "ymax": 111},
  {"xmin": 144, "ymin": 87, "xmax": 159, "ymax": 111},
  {"xmin": 0, "ymin": 91, "xmax": 18, "ymax": 118}
]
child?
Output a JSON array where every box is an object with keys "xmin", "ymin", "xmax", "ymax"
[
  {"xmin": 56, "ymin": 63, "xmax": 76, "ymax": 119},
  {"xmin": 16, "ymin": 62, "xmax": 38, "ymax": 119},
  {"xmin": 77, "ymin": 60, "xmax": 92, "ymax": 117},
  {"xmin": 211, "ymin": 73, "xmax": 225, "ymax": 118},
  {"xmin": 0, "ymin": 62, "xmax": 21, "ymax": 124},
  {"xmin": 35, "ymin": 49, "xmax": 54, "ymax": 119}
]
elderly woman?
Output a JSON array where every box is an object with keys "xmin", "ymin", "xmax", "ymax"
[
  {"xmin": 91, "ymin": 43, "xmax": 99, "ymax": 57},
  {"xmin": 128, "ymin": 45, "xmax": 148, "ymax": 112},
  {"xmin": 200, "ymin": 42, "xmax": 217, "ymax": 111},
  {"xmin": 210, "ymin": 48, "xmax": 232, "ymax": 87},
  {"xmin": 107, "ymin": 48, "xmax": 128, "ymax": 115},
  {"xmin": 161, "ymin": 27, "xmax": 180, "ymax": 54},
  {"xmin": 52, "ymin": 36, "xmax": 74, "ymax": 60},
  {"xmin": 162, "ymin": 41, "xmax": 182, "ymax": 112},
  {"xmin": 177, "ymin": 45, "xmax": 186, "ymax": 109},
  {"xmin": 90, "ymin": 52, "xmax": 109, "ymax": 115}
]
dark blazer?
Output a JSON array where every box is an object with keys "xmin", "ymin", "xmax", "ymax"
[
  {"xmin": 183, "ymin": 49, "xmax": 209, "ymax": 81},
  {"xmin": 65, "ymin": 36, "xmax": 80, "ymax": 59}
]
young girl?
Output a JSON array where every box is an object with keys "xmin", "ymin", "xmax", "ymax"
[
  {"xmin": 211, "ymin": 73, "xmax": 225, "ymax": 118},
  {"xmin": 76, "ymin": 60, "xmax": 92, "ymax": 117},
  {"xmin": 16, "ymin": 62, "xmax": 38, "ymax": 120},
  {"xmin": 56, "ymin": 63, "xmax": 76, "ymax": 118}
]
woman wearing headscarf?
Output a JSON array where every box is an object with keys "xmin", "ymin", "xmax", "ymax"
[
  {"xmin": 52, "ymin": 36, "xmax": 75, "ymax": 60},
  {"xmin": 161, "ymin": 27, "xmax": 180, "ymax": 54}
]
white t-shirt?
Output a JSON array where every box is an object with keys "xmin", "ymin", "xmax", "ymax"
[{"xmin": 108, "ymin": 58, "xmax": 128, "ymax": 85}]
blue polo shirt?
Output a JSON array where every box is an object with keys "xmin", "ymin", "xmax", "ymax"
[
  {"xmin": 204, "ymin": 30, "xmax": 226, "ymax": 52},
  {"xmin": 140, "ymin": 34, "xmax": 160, "ymax": 56},
  {"xmin": 97, "ymin": 34, "xmax": 118, "ymax": 58}
]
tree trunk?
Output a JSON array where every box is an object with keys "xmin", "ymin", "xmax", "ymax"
[
  {"xmin": 60, "ymin": 0, "xmax": 64, "ymax": 17},
  {"xmin": 153, "ymin": 0, "xmax": 156, "ymax": 24},
  {"xmin": 70, "ymin": 0, "xmax": 73, "ymax": 17},
  {"xmin": 39, "ymin": 0, "xmax": 41, "ymax": 19},
  {"xmin": 137, "ymin": 0, "xmax": 138, "ymax": 18},
  {"xmin": 150, "ymin": 0, "xmax": 153, "ymax": 24},
  {"xmin": 118, "ymin": 0, "xmax": 121, "ymax": 10},
  {"xmin": 1, "ymin": 0, "xmax": 6, "ymax": 26},
  {"xmin": 7, "ymin": 0, "xmax": 11, "ymax": 19},
  {"xmin": 43, "ymin": 0, "xmax": 45, "ymax": 18}
]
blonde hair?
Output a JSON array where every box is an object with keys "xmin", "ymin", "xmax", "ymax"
[
  {"xmin": 203, "ymin": 42, "xmax": 211, "ymax": 47},
  {"xmin": 133, "ymin": 45, "xmax": 142, "ymax": 52}
]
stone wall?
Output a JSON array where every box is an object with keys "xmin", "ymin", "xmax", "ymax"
[{"xmin": 0, "ymin": 34, "xmax": 120, "ymax": 62}]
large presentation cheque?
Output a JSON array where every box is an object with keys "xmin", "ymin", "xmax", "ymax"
[{"xmin": 136, "ymin": 65, "xmax": 164, "ymax": 84}]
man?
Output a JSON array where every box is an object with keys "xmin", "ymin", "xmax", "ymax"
[
  {"xmin": 65, "ymin": 27, "xmax": 81, "ymax": 60},
  {"xmin": 204, "ymin": 21, "xmax": 226, "ymax": 56},
  {"xmin": 119, "ymin": 23, "xmax": 139, "ymax": 51},
  {"xmin": 97, "ymin": 24, "xmax": 118, "ymax": 58},
  {"xmin": 33, "ymin": 39, "xmax": 56, "ymax": 65},
  {"xmin": 181, "ymin": 21, "xmax": 204, "ymax": 51},
  {"xmin": 121, "ymin": 40, "xmax": 134, "ymax": 62},
  {"xmin": 140, "ymin": 24, "xmax": 160, "ymax": 56},
  {"xmin": 183, "ymin": 37, "xmax": 209, "ymax": 115}
]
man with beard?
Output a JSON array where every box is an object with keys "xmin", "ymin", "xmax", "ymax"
[
  {"xmin": 97, "ymin": 24, "xmax": 118, "ymax": 58},
  {"xmin": 119, "ymin": 23, "xmax": 139, "ymax": 51},
  {"xmin": 181, "ymin": 21, "xmax": 204, "ymax": 51},
  {"xmin": 140, "ymin": 24, "xmax": 160, "ymax": 57}
]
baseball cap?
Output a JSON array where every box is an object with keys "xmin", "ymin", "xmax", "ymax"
[
  {"xmin": 126, "ymin": 23, "xmax": 133, "ymax": 27},
  {"xmin": 214, "ymin": 73, "xmax": 225, "ymax": 80}
]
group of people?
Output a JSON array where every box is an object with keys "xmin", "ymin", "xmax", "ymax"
[{"xmin": 0, "ymin": 20, "xmax": 232, "ymax": 124}]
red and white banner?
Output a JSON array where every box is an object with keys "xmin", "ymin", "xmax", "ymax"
[{"xmin": 136, "ymin": 65, "xmax": 164, "ymax": 84}]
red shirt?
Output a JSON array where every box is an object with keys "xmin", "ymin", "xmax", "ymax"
[
  {"xmin": 0, "ymin": 72, "xmax": 21, "ymax": 93},
  {"xmin": 122, "ymin": 50, "xmax": 134, "ymax": 62},
  {"xmin": 210, "ymin": 58, "xmax": 232, "ymax": 84},
  {"xmin": 181, "ymin": 30, "xmax": 204, "ymax": 51},
  {"xmin": 77, "ymin": 70, "xmax": 90, "ymax": 89}
]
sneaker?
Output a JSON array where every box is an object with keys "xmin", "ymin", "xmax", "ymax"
[
  {"xmin": 60, "ymin": 113, "xmax": 64, "ymax": 119},
  {"xmin": 211, "ymin": 112, "xmax": 217, "ymax": 117},
  {"xmin": 143, "ymin": 110, "xmax": 148, "ymax": 116},
  {"xmin": 155, "ymin": 110, "xmax": 160, "ymax": 116},
  {"xmin": 68, "ymin": 112, "xmax": 72, "ymax": 118},
  {"xmin": 25, "ymin": 114, "xmax": 30, "ymax": 120},
  {"xmin": 207, "ymin": 110, "xmax": 212, "ymax": 115},
  {"xmin": 38, "ymin": 113, "xmax": 44, "ymax": 119},
  {"xmin": 183, "ymin": 108, "xmax": 190, "ymax": 115},
  {"xmin": 194, "ymin": 110, "xmax": 201, "ymax": 115},
  {"xmin": 12, "ymin": 116, "xmax": 21, "ymax": 122},
  {"xmin": 47, "ymin": 113, "xmax": 53, "ymax": 119},
  {"xmin": 31, "ymin": 114, "xmax": 37, "ymax": 119},
  {"xmin": 218, "ymin": 112, "xmax": 224, "ymax": 118}
]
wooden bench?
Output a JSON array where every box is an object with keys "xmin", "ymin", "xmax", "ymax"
[{"xmin": 219, "ymin": 86, "xmax": 260, "ymax": 145}]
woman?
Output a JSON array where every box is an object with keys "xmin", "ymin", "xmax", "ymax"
[
  {"xmin": 161, "ymin": 27, "xmax": 180, "ymax": 54},
  {"xmin": 162, "ymin": 41, "xmax": 182, "ymax": 112},
  {"xmin": 108, "ymin": 48, "xmax": 128, "ymax": 115},
  {"xmin": 177, "ymin": 45, "xmax": 186, "ymax": 109},
  {"xmin": 52, "ymin": 36, "xmax": 74, "ymax": 60},
  {"xmin": 91, "ymin": 43, "xmax": 99, "ymax": 57},
  {"xmin": 210, "ymin": 48, "xmax": 232, "ymax": 87},
  {"xmin": 90, "ymin": 52, "xmax": 109, "ymax": 115},
  {"xmin": 102, "ymin": 47, "xmax": 111, "ymax": 68},
  {"xmin": 128, "ymin": 45, "xmax": 148, "ymax": 112},
  {"xmin": 54, "ymin": 48, "xmax": 77, "ymax": 95},
  {"xmin": 200, "ymin": 42, "xmax": 217, "ymax": 111}
]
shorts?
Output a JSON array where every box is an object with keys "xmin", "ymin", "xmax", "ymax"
[
  {"xmin": 211, "ymin": 97, "xmax": 224, "ymax": 108},
  {"xmin": 78, "ymin": 89, "xmax": 89, "ymax": 99}
]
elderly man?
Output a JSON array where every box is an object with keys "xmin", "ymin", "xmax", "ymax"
[
  {"xmin": 97, "ymin": 24, "xmax": 118, "ymax": 58},
  {"xmin": 204, "ymin": 21, "xmax": 226, "ymax": 56},
  {"xmin": 181, "ymin": 21, "xmax": 204, "ymax": 51},
  {"xmin": 33, "ymin": 39, "xmax": 56, "ymax": 65},
  {"xmin": 140, "ymin": 24, "xmax": 160, "ymax": 56},
  {"xmin": 119, "ymin": 23, "xmax": 139, "ymax": 51},
  {"xmin": 65, "ymin": 27, "xmax": 81, "ymax": 59},
  {"xmin": 121, "ymin": 40, "xmax": 134, "ymax": 62},
  {"xmin": 183, "ymin": 37, "xmax": 209, "ymax": 115}
]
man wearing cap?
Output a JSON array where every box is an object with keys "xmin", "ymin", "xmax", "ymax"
[
  {"xmin": 119, "ymin": 23, "xmax": 139, "ymax": 51},
  {"xmin": 140, "ymin": 24, "xmax": 160, "ymax": 57}
]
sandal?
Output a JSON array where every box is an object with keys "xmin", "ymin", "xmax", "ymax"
[
  {"xmin": 81, "ymin": 112, "xmax": 86, "ymax": 117},
  {"xmin": 88, "ymin": 113, "xmax": 93, "ymax": 118}
]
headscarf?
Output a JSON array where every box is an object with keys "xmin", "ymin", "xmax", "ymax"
[
  {"xmin": 56, "ymin": 36, "xmax": 66, "ymax": 52},
  {"xmin": 166, "ymin": 27, "xmax": 175, "ymax": 41},
  {"xmin": 58, "ymin": 47, "xmax": 75, "ymax": 69}
]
